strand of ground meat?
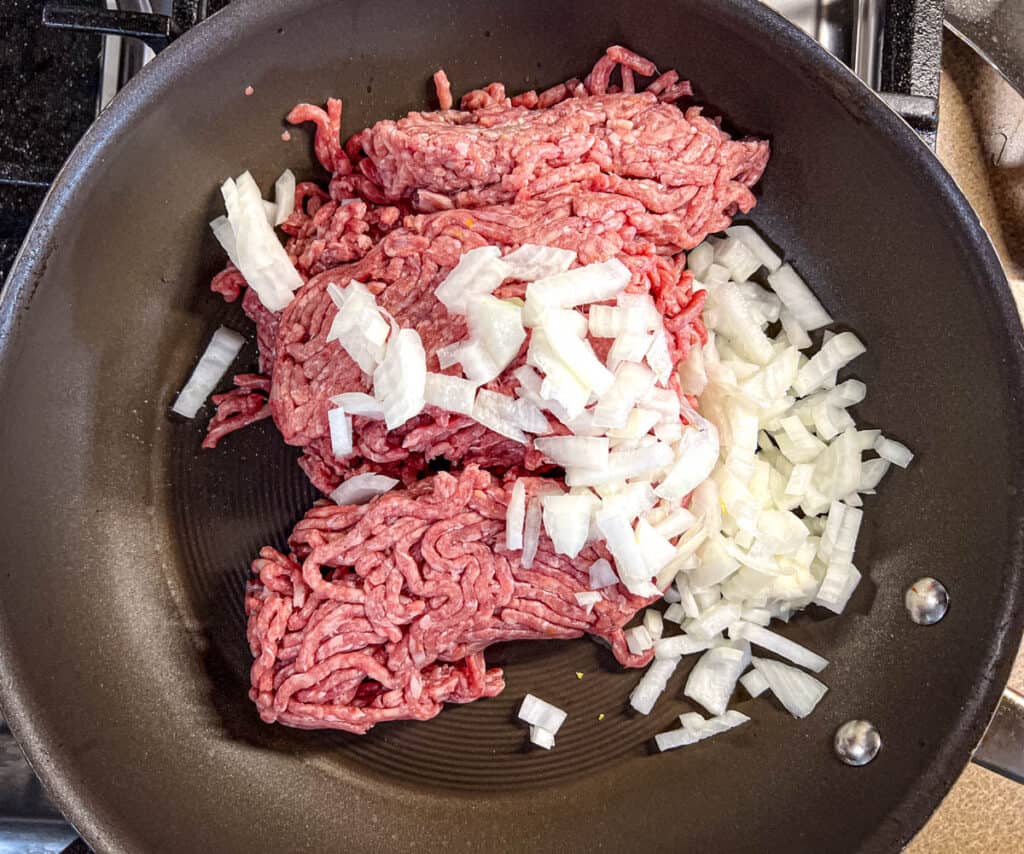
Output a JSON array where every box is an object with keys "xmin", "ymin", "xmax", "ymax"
[{"xmin": 246, "ymin": 466, "xmax": 655, "ymax": 733}]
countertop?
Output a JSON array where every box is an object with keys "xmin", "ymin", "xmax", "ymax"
[{"xmin": 908, "ymin": 31, "xmax": 1024, "ymax": 852}]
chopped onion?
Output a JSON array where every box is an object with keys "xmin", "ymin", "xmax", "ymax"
[
  {"xmin": 653, "ymin": 634, "xmax": 713, "ymax": 659},
  {"xmin": 729, "ymin": 622, "xmax": 828, "ymax": 673},
  {"xmin": 525, "ymin": 257, "xmax": 632, "ymax": 310},
  {"xmin": 423, "ymin": 372, "xmax": 477, "ymax": 416},
  {"xmin": 327, "ymin": 407, "xmax": 353, "ymax": 458},
  {"xmin": 326, "ymin": 280, "xmax": 391, "ymax": 374},
  {"xmin": 330, "ymin": 473, "xmax": 399, "ymax": 505},
  {"xmin": 518, "ymin": 694, "xmax": 567, "ymax": 734},
  {"xmin": 589, "ymin": 558, "xmax": 618, "ymax": 589},
  {"xmin": 714, "ymin": 236, "xmax": 761, "ymax": 282},
  {"xmin": 574, "ymin": 590, "xmax": 602, "ymax": 614},
  {"xmin": 726, "ymin": 225, "xmax": 782, "ymax": 273},
  {"xmin": 521, "ymin": 497, "xmax": 543, "ymax": 568},
  {"xmin": 329, "ymin": 392, "xmax": 385, "ymax": 419},
  {"xmin": 592, "ymin": 362, "xmax": 656, "ymax": 429},
  {"xmin": 534, "ymin": 436, "xmax": 609, "ymax": 470},
  {"xmin": 636, "ymin": 519, "xmax": 676, "ymax": 575},
  {"xmin": 172, "ymin": 326, "xmax": 245, "ymax": 418},
  {"xmin": 473, "ymin": 389, "xmax": 528, "ymax": 444},
  {"xmin": 513, "ymin": 398, "xmax": 551, "ymax": 434},
  {"xmin": 529, "ymin": 725, "xmax": 556, "ymax": 750},
  {"xmin": 686, "ymin": 242, "xmax": 715, "ymax": 279},
  {"xmin": 502, "ymin": 243, "xmax": 576, "ymax": 281},
  {"xmin": 541, "ymin": 493, "xmax": 594, "ymax": 558},
  {"xmin": 652, "ymin": 507, "xmax": 698, "ymax": 540},
  {"xmin": 684, "ymin": 645, "xmax": 746, "ymax": 716},
  {"xmin": 216, "ymin": 172, "xmax": 301, "ymax": 311},
  {"xmin": 434, "ymin": 246, "xmax": 512, "ymax": 314},
  {"xmin": 643, "ymin": 608, "xmax": 665, "ymax": 641},
  {"xmin": 597, "ymin": 514, "xmax": 649, "ymax": 587},
  {"xmin": 858, "ymin": 457, "xmax": 891, "ymax": 491},
  {"xmin": 655, "ymin": 417, "xmax": 720, "ymax": 500},
  {"xmin": 506, "ymin": 480, "xmax": 527, "ymax": 551},
  {"xmin": 625, "ymin": 624, "xmax": 654, "ymax": 655},
  {"xmin": 874, "ymin": 435, "xmax": 914, "ymax": 468},
  {"xmin": 464, "ymin": 294, "xmax": 526, "ymax": 381},
  {"xmin": 751, "ymin": 656, "xmax": 828, "ymax": 719},
  {"xmin": 766, "ymin": 264, "xmax": 832, "ymax": 331},
  {"xmin": 541, "ymin": 317, "xmax": 615, "ymax": 395},
  {"xmin": 527, "ymin": 328, "xmax": 591, "ymax": 417},
  {"xmin": 814, "ymin": 562, "xmax": 862, "ymax": 613},
  {"xmin": 686, "ymin": 600, "xmax": 741, "ymax": 640},
  {"xmin": 646, "ymin": 329, "xmax": 674, "ymax": 384},
  {"xmin": 273, "ymin": 169, "xmax": 296, "ymax": 225},
  {"xmin": 740, "ymin": 668, "xmax": 770, "ymax": 698},
  {"xmin": 792, "ymin": 332, "xmax": 865, "ymax": 396},
  {"xmin": 629, "ymin": 655, "xmax": 680, "ymax": 715},
  {"xmin": 373, "ymin": 324, "xmax": 426, "ymax": 430}
]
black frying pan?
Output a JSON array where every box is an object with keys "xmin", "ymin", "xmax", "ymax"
[{"xmin": 1, "ymin": 1, "xmax": 1022, "ymax": 852}]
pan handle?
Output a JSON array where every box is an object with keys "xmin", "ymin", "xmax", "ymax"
[
  {"xmin": 972, "ymin": 687, "xmax": 1024, "ymax": 783},
  {"xmin": 41, "ymin": 1, "xmax": 214, "ymax": 54}
]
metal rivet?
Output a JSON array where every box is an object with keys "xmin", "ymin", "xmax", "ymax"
[
  {"xmin": 834, "ymin": 720, "xmax": 882, "ymax": 766},
  {"xmin": 905, "ymin": 577, "xmax": 949, "ymax": 625}
]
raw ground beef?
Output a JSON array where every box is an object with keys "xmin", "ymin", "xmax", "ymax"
[
  {"xmin": 209, "ymin": 46, "xmax": 770, "ymax": 731},
  {"xmin": 247, "ymin": 466, "xmax": 654, "ymax": 732}
]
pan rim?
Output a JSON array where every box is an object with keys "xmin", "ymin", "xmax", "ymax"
[{"xmin": 1, "ymin": 0, "xmax": 1022, "ymax": 851}]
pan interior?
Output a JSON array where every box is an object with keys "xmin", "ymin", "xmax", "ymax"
[{"xmin": 0, "ymin": 1, "xmax": 1021, "ymax": 852}]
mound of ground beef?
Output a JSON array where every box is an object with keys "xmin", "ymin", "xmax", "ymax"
[{"xmin": 209, "ymin": 46, "xmax": 769, "ymax": 731}]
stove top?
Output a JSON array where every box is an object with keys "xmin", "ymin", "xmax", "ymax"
[{"xmin": 0, "ymin": 2, "xmax": 945, "ymax": 851}]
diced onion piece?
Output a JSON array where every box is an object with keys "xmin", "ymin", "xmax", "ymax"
[
  {"xmin": 473, "ymin": 390, "xmax": 528, "ymax": 444},
  {"xmin": 525, "ymin": 257, "xmax": 632, "ymax": 309},
  {"xmin": 625, "ymin": 624, "xmax": 654, "ymax": 655},
  {"xmin": 541, "ymin": 494, "xmax": 593, "ymax": 558},
  {"xmin": 654, "ymin": 728, "xmax": 700, "ymax": 751},
  {"xmin": 642, "ymin": 608, "xmax": 665, "ymax": 641},
  {"xmin": 326, "ymin": 280, "xmax": 391, "ymax": 374},
  {"xmin": 858, "ymin": 457, "xmax": 891, "ymax": 491},
  {"xmin": 329, "ymin": 473, "xmax": 399, "ymax": 505},
  {"xmin": 327, "ymin": 407, "xmax": 353, "ymax": 458},
  {"xmin": 506, "ymin": 480, "xmax": 527, "ymax": 551},
  {"xmin": 521, "ymin": 497, "xmax": 543, "ymax": 568},
  {"xmin": 608, "ymin": 407, "xmax": 661, "ymax": 440},
  {"xmin": 373, "ymin": 325, "xmax": 426, "ymax": 430},
  {"xmin": 686, "ymin": 600, "xmax": 741, "ymax": 640},
  {"xmin": 597, "ymin": 514, "xmax": 649, "ymax": 588},
  {"xmin": 574, "ymin": 590, "xmax": 602, "ymax": 614},
  {"xmin": 652, "ymin": 507, "xmax": 698, "ymax": 540},
  {"xmin": 766, "ymin": 264, "xmax": 832, "ymax": 331},
  {"xmin": 518, "ymin": 694, "xmax": 567, "ymax": 734},
  {"xmin": 424, "ymin": 372, "xmax": 477, "ymax": 416},
  {"xmin": 726, "ymin": 225, "xmax": 782, "ymax": 273},
  {"xmin": 541, "ymin": 318, "xmax": 615, "ymax": 395},
  {"xmin": 434, "ymin": 246, "xmax": 512, "ymax": 314},
  {"xmin": 502, "ymin": 243, "xmax": 576, "ymax": 281},
  {"xmin": 465, "ymin": 295, "xmax": 526, "ymax": 380},
  {"xmin": 629, "ymin": 655, "xmax": 680, "ymax": 715},
  {"xmin": 527, "ymin": 328, "xmax": 591, "ymax": 418},
  {"xmin": 775, "ymin": 415, "xmax": 826, "ymax": 464},
  {"xmin": 592, "ymin": 362, "xmax": 656, "ymax": 429},
  {"xmin": 653, "ymin": 634, "xmax": 713, "ymax": 659},
  {"xmin": 273, "ymin": 169, "xmax": 296, "ymax": 225},
  {"xmin": 751, "ymin": 657, "xmax": 828, "ymax": 719},
  {"xmin": 646, "ymin": 328, "xmax": 674, "ymax": 384},
  {"xmin": 714, "ymin": 236, "xmax": 761, "ymax": 282},
  {"xmin": 814, "ymin": 562, "xmax": 862, "ymax": 613},
  {"xmin": 172, "ymin": 326, "xmax": 245, "ymax": 418},
  {"xmin": 513, "ymin": 398, "xmax": 551, "ymax": 434},
  {"xmin": 529, "ymin": 725, "xmax": 556, "ymax": 750},
  {"xmin": 740, "ymin": 668, "xmax": 770, "ymax": 697},
  {"xmin": 707, "ymin": 281, "xmax": 775, "ymax": 365},
  {"xmin": 636, "ymin": 519, "xmax": 676, "ymax": 576},
  {"xmin": 217, "ymin": 173, "xmax": 302, "ymax": 311},
  {"xmin": 534, "ymin": 436, "xmax": 609, "ymax": 470},
  {"xmin": 589, "ymin": 558, "xmax": 618, "ymax": 589},
  {"xmin": 608, "ymin": 332, "xmax": 655, "ymax": 370},
  {"xmin": 874, "ymin": 435, "xmax": 914, "ymax": 468},
  {"xmin": 686, "ymin": 242, "xmax": 715, "ymax": 279},
  {"xmin": 778, "ymin": 308, "xmax": 812, "ymax": 349},
  {"xmin": 729, "ymin": 622, "xmax": 828, "ymax": 673},
  {"xmin": 329, "ymin": 392, "xmax": 385, "ymax": 419},
  {"xmin": 656, "ymin": 418, "xmax": 721, "ymax": 500},
  {"xmin": 793, "ymin": 332, "xmax": 865, "ymax": 396},
  {"xmin": 683, "ymin": 646, "xmax": 746, "ymax": 716}
]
